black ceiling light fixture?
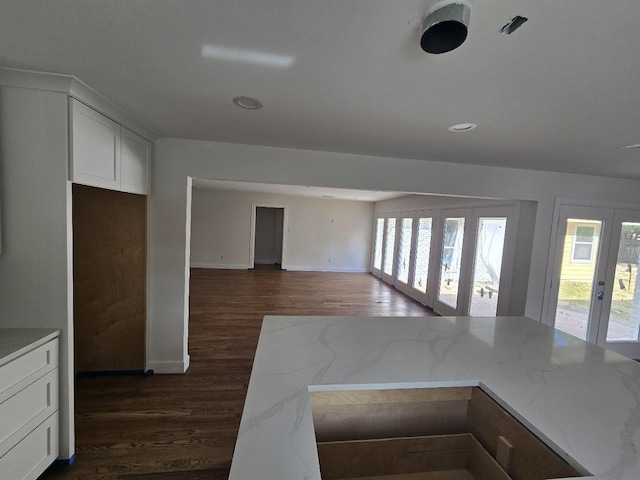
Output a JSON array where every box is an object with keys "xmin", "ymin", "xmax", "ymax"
[
  {"xmin": 500, "ymin": 15, "xmax": 528, "ymax": 35},
  {"xmin": 420, "ymin": 1, "xmax": 472, "ymax": 54}
]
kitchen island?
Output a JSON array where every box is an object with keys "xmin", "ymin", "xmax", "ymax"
[{"xmin": 229, "ymin": 316, "xmax": 640, "ymax": 480}]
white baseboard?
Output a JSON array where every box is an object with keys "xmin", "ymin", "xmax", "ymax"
[
  {"xmin": 149, "ymin": 356, "xmax": 190, "ymax": 374},
  {"xmin": 191, "ymin": 263, "xmax": 249, "ymax": 270},
  {"xmin": 285, "ymin": 266, "xmax": 369, "ymax": 273},
  {"xmin": 190, "ymin": 263, "xmax": 368, "ymax": 273}
]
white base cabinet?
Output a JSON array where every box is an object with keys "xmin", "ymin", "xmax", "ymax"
[
  {"xmin": 0, "ymin": 330, "xmax": 60, "ymax": 480},
  {"xmin": 70, "ymin": 98, "xmax": 151, "ymax": 195}
]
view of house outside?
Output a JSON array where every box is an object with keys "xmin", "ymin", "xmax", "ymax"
[{"xmin": 555, "ymin": 221, "xmax": 640, "ymax": 341}]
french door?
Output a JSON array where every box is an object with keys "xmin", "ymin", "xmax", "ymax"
[
  {"xmin": 468, "ymin": 209, "xmax": 511, "ymax": 317},
  {"xmin": 548, "ymin": 205, "xmax": 640, "ymax": 358},
  {"xmin": 371, "ymin": 205, "xmax": 514, "ymax": 317},
  {"xmin": 408, "ymin": 213, "xmax": 436, "ymax": 304},
  {"xmin": 394, "ymin": 214, "xmax": 415, "ymax": 295},
  {"xmin": 370, "ymin": 214, "xmax": 400, "ymax": 282},
  {"xmin": 433, "ymin": 211, "xmax": 471, "ymax": 315}
]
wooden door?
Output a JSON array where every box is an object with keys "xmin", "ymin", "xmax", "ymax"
[{"xmin": 73, "ymin": 184, "xmax": 146, "ymax": 372}]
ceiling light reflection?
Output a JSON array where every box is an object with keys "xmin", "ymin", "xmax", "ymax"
[{"xmin": 201, "ymin": 44, "xmax": 295, "ymax": 68}]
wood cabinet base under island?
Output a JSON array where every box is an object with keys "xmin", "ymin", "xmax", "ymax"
[{"xmin": 312, "ymin": 386, "xmax": 585, "ymax": 480}]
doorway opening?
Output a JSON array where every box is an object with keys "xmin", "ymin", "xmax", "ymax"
[{"xmin": 251, "ymin": 205, "xmax": 286, "ymax": 270}]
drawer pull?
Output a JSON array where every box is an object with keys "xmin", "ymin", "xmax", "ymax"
[{"xmin": 496, "ymin": 435, "xmax": 513, "ymax": 471}]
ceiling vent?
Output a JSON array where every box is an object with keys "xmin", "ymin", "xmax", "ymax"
[{"xmin": 420, "ymin": 1, "xmax": 472, "ymax": 54}]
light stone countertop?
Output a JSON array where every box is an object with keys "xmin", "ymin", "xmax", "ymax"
[
  {"xmin": 0, "ymin": 328, "xmax": 60, "ymax": 367},
  {"xmin": 229, "ymin": 316, "xmax": 640, "ymax": 480}
]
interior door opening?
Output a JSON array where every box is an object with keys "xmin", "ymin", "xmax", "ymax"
[{"xmin": 253, "ymin": 206, "xmax": 285, "ymax": 269}]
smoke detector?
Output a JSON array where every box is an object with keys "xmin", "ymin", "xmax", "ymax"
[{"xmin": 420, "ymin": 1, "xmax": 472, "ymax": 54}]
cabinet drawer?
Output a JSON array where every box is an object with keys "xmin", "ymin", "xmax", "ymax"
[
  {"xmin": 0, "ymin": 369, "xmax": 59, "ymax": 457},
  {"xmin": 0, "ymin": 339, "xmax": 58, "ymax": 403},
  {"xmin": 0, "ymin": 412, "xmax": 59, "ymax": 480}
]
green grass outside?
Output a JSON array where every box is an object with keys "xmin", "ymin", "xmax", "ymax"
[{"xmin": 559, "ymin": 264, "xmax": 637, "ymax": 324}]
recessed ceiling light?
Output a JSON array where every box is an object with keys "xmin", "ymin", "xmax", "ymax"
[
  {"xmin": 448, "ymin": 123, "xmax": 477, "ymax": 132},
  {"xmin": 617, "ymin": 144, "xmax": 640, "ymax": 150},
  {"xmin": 233, "ymin": 96, "xmax": 263, "ymax": 110}
]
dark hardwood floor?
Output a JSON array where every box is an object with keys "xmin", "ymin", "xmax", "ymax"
[{"xmin": 43, "ymin": 269, "xmax": 435, "ymax": 480}]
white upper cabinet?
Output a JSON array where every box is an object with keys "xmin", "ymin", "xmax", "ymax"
[
  {"xmin": 121, "ymin": 127, "xmax": 150, "ymax": 194},
  {"xmin": 69, "ymin": 98, "xmax": 151, "ymax": 194},
  {"xmin": 70, "ymin": 99, "xmax": 121, "ymax": 190}
]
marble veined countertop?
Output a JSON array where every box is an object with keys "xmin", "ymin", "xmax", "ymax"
[{"xmin": 229, "ymin": 316, "xmax": 640, "ymax": 480}]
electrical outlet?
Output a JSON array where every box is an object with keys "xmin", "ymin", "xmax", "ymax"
[
  {"xmin": 328, "ymin": 258, "xmax": 332, "ymax": 263},
  {"xmin": 220, "ymin": 255, "xmax": 224, "ymax": 261}
]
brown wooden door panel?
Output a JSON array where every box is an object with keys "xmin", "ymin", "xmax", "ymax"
[{"xmin": 73, "ymin": 184, "xmax": 146, "ymax": 372}]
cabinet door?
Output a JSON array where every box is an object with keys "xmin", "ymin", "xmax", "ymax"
[
  {"xmin": 69, "ymin": 98, "xmax": 121, "ymax": 190},
  {"xmin": 121, "ymin": 127, "xmax": 151, "ymax": 194}
]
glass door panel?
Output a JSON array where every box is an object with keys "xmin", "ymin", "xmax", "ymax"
[
  {"xmin": 438, "ymin": 217, "xmax": 465, "ymax": 309},
  {"xmin": 373, "ymin": 217, "xmax": 384, "ymax": 271},
  {"xmin": 396, "ymin": 217, "xmax": 413, "ymax": 284},
  {"xmin": 470, "ymin": 217, "xmax": 507, "ymax": 316},
  {"xmin": 554, "ymin": 219, "xmax": 603, "ymax": 341},
  {"xmin": 412, "ymin": 217, "xmax": 433, "ymax": 294},
  {"xmin": 382, "ymin": 217, "xmax": 397, "ymax": 276},
  {"xmin": 606, "ymin": 222, "xmax": 640, "ymax": 342}
]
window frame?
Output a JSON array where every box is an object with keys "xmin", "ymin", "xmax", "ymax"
[{"xmin": 571, "ymin": 224, "xmax": 596, "ymax": 263}]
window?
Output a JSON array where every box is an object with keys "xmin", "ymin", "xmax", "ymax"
[
  {"xmin": 382, "ymin": 218, "xmax": 397, "ymax": 275},
  {"xmin": 397, "ymin": 217, "xmax": 413, "ymax": 284},
  {"xmin": 412, "ymin": 217, "xmax": 433, "ymax": 294},
  {"xmin": 373, "ymin": 218, "xmax": 384, "ymax": 270},
  {"xmin": 438, "ymin": 217, "xmax": 465, "ymax": 309},
  {"xmin": 572, "ymin": 225, "xmax": 596, "ymax": 262}
]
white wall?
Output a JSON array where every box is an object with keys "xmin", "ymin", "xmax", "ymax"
[
  {"xmin": 375, "ymin": 194, "xmax": 501, "ymax": 213},
  {"xmin": 148, "ymin": 138, "xmax": 640, "ymax": 373},
  {"xmin": 0, "ymin": 86, "xmax": 74, "ymax": 459},
  {"xmin": 190, "ymin": 188, "xmax": 374, "ymax": 271}
]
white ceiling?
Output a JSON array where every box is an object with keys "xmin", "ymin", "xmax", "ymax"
[{"xmin": 2, "ymin": 1, "xmax": 640, "ymax": 178}]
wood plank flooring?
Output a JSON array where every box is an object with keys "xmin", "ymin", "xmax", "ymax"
[{"xmin": 42, "ymin": 269, "xmax": 435, "ymax": 480}]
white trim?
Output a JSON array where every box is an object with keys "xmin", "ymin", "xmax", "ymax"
[
  {"xmin": 0, "ymin": 67, "xmax": 73, "ymax": 92},
  {"xmin": 0, "ymin": 67, "xmax": 159, "ymax": 142},
  {"xmin": 191, "ymin": 263, "xmax": 250, "ymax": 269},
  {"xmin": 381, "ymin": 215, "xmax": 399, "ymax": 283},
  {"xmin": 285, "ymin": 266, "xmax": 370, "ymax": 273},
  {"xmin": 554, "ymin": 196, "xmax": 640, "ymax": 212},
  {"xmin": 149, "ymin": 356, "xmax": 190, "ymax": 374}
]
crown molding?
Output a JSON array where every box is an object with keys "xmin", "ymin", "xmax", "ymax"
[{"xmin": 0, "ymin": 67, "xmax": 159, "ymax": 142}]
